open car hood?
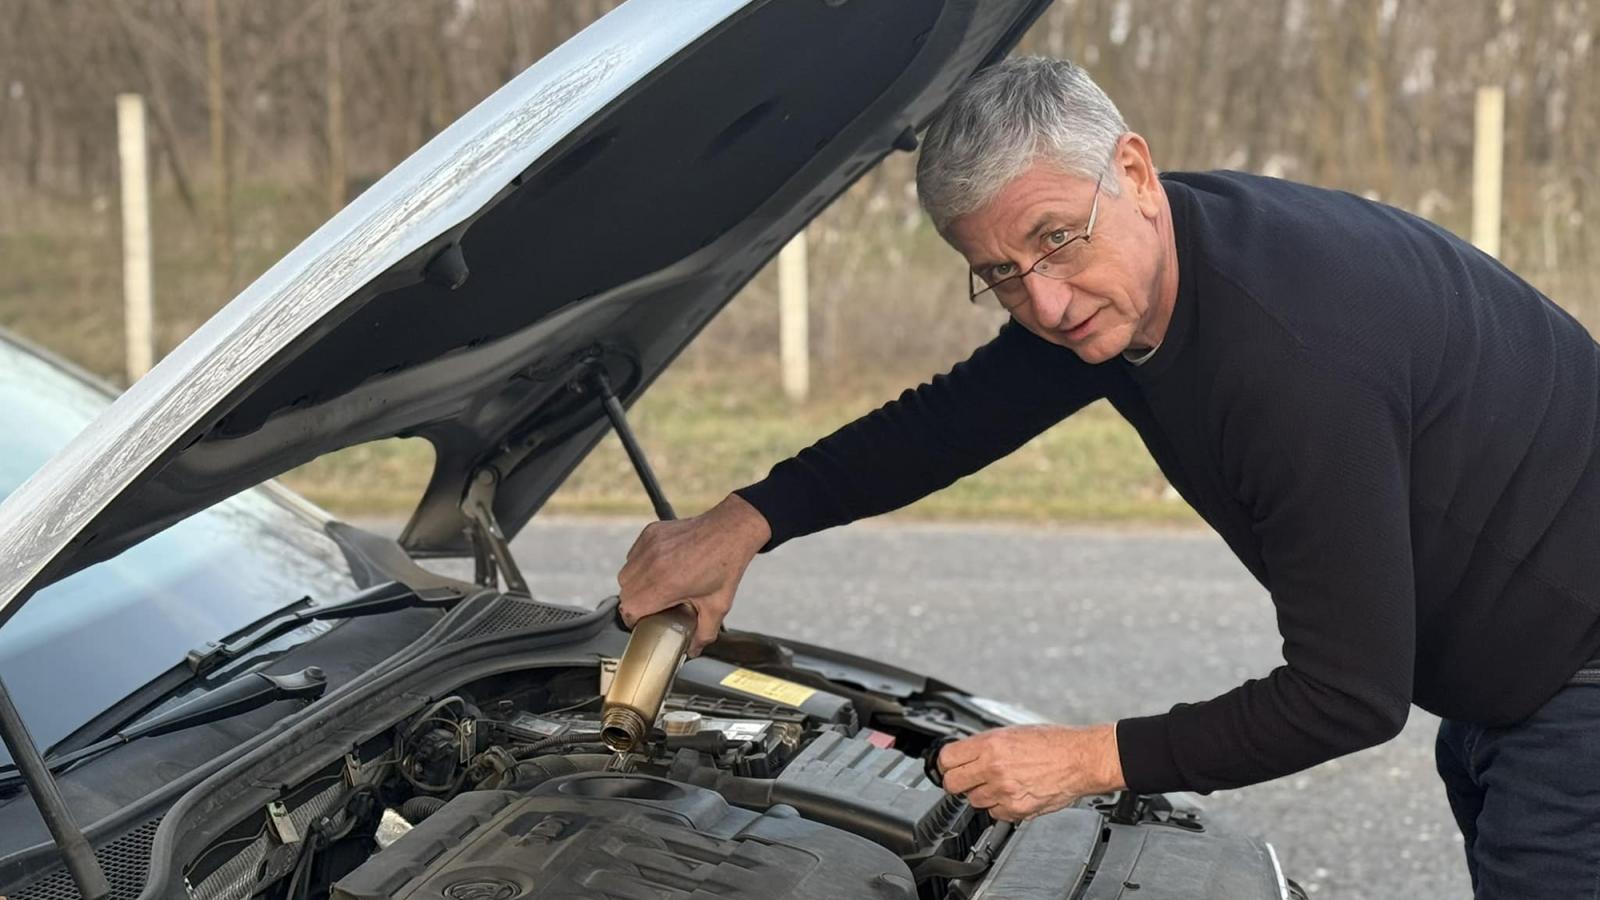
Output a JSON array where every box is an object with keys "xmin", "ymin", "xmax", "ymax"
[{"xmin": 0, "ymin": 0, "xmax": 1049, "ymax": 622}]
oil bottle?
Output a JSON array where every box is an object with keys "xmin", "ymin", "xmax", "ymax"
[{"xmin": 600, "ymin": 604, "xmax": 698, "ymax": 753}]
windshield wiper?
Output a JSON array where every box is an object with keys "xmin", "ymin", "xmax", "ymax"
[
  {"xmin": 46, "ymin": 579, "xmax": 440, "ymax": 763},
  {"xmin": 185, "ymin": 579, "xmax": 435, "ymax": 677},
  {"xmin": 0, "ymin": 667, "xmax": 327, "ymax": 789}
]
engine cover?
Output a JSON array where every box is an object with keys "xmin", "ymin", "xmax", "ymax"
[{"xmin": 333, "ymin": 774, "xmax": 917, "ymax": 900}]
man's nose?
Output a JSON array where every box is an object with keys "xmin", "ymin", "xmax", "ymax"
[{"xmin": 1021, "ymin": 273, "xmax": 1073, "ymax": 328}]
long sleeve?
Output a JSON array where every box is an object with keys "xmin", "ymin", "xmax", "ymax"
[
  {"xmin": 1118, "ymin": 351, "xmax": 1415, "ymax": 793},
  {"xmin": 736, "ymin": 323, "xmax": 1114, "ymax": 550}
]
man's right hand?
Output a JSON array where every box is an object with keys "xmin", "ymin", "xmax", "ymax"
[{"xmin": 616, "ymin": 493, "xmax": 772, "ymax": 655}]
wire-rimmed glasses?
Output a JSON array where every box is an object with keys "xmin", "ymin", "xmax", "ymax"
[{"xmin": 968, "ymin": 174, "xmax": 1103, "ymax": 312}]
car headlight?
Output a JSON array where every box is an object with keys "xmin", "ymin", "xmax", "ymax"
[{"xmin": 967, "ymin": 695, "xmax": 1052, "ymax": 726}]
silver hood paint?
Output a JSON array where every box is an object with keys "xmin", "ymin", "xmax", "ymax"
[{"xmin": 0, "ymin": 0, "xmax": 1049, "ymax": 623}]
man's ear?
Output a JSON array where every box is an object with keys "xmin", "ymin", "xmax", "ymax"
[{"xmin": 1114, "ymin": 133, "xmax": 1162, "ymax": 218}]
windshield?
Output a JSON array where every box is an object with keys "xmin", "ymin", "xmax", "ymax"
[{"xmin": 0, "ymin": 340, "xmax": 357, "ymax": 763}]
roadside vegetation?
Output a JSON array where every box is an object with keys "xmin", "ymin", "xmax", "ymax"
[{"xmin": 280, "ymin": 367, "xmax": 1195, "ymax": 524}]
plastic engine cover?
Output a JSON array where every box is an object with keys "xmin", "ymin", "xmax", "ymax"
[{"xmin": 333, "ymin": 774, "xmax": 918, "ymax": 900}]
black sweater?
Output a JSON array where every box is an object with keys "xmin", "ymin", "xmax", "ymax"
[{"xmin": 735, "ymin": 171, "xmax": 1600, "ymax": 794}]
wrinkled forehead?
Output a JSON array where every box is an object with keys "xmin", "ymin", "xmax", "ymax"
[{"xmin": 942, "ymin": 163, "xmax": 1100, "ymax": 260}]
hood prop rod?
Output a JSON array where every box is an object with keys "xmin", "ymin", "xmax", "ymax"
[
  {"xmin": 589, "ymin": 371, "xmax": 675, "ymax": 521},
  {"xmin": 0, "ymin": 676, "xmax": 111, "ymax": 900}
]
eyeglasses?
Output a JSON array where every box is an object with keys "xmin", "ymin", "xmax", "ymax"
[{"xmin": 968, "ymin": 174, "xmax": 1102, "ymax": 312}]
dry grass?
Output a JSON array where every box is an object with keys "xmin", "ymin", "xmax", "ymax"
[{"xmin": 277, "ymin": 364, "xmax": 1197, "ymax": 526}]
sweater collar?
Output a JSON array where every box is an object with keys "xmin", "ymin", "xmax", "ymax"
[{"xmin": 1126, "ymin": 177, "xmax": 1198, "ymax": 383}]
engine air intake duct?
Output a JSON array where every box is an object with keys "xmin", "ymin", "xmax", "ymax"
[{"xmin": 679, "ymin": 731, "xmax": 974, "ymax": 855}]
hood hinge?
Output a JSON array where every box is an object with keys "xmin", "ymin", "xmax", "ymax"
[{"xmin": 461, "ymin": 467, "xmax": 530, "ymax": 596}]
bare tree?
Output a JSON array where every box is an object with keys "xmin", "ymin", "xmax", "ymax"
[{"xmin": 3, "ymin": 0, "xmax": 1597, "ymax": 376}]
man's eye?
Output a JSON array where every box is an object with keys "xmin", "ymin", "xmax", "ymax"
[
  {"xmin": 1045, "ymin": 229, "xmax": 1070, "ymax": 248},
  {"xmin": 989, "ymin": 264, "xmax": 1016, "ymax": 280}
]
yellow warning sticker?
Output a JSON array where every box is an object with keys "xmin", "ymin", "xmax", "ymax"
[{"xmin": 719, "ymin": 668, "xmax": 817, "ymax": 708}]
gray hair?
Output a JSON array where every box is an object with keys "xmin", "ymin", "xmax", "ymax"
[{"xmin": 916, "ymin": 56, "xmax": 1128, "ymax": 232}]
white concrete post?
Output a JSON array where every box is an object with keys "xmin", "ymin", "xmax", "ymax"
[
  {"xmin": 778, "ymin": 231, "xmax": 810, "ymax": 402},
  {"xmin": 1472, "ymin": 86, "xmax": 1504, "ymax": 259},
  {"xmin": 117, "ymin": 93, "xmax": 155, "ymax": 381}
]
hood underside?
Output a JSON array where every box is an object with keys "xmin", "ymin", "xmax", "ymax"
[{"xmin": 0, "ymin": 0, "xmax": 1050, "ymax": 622}]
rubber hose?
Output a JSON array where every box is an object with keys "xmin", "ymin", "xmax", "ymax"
[
  {"xmin": 508, "ymin": 753, "xmax": 613, "ymax": 791},
  {"xmin": 399, "ymin": 795, "xmax": 448, "ymax": 823},
  {"xmin": 680, "ymin": 767, "xmax": 917, "ymax": 850},
  {"xmin": 679, "ymin": 767, "xmax": 776, "ymax": 807},
  {"xmin": 512, "ymin": 731, "xmax": 606, "ymax": 759}
]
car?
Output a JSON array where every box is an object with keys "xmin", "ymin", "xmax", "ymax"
[
  {"xmin": 0, "ymin": 330, "xmax": 361, "ymax": 776},
  {"xmin": 0, "ymin": 2, "xmax": 1301, "ymax": 898}
]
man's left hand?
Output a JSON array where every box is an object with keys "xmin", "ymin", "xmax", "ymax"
[{"xmin": 937, "ymin": 723, "xmax": 1126, "ymax": 822}]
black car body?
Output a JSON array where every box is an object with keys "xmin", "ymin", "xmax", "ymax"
[{"xmin": 0, "ymin": 2, "xmax": 1295, "ymax": 898}]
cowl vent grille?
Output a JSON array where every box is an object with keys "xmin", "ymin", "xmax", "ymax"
[
  {"xmin": 455, "ymin": 597, "xmax": 587, "ymax": 640},
  {"xmin": 11, "ymin": 818, "xmax": 161, "ymax": 900}
]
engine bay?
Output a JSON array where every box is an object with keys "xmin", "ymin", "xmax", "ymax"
[
  {"xmin": 137, "ymin": 598, "xmax": 1291, "ymax": 900},
  {"xmin": 177, "ymin": 663, "xmax": 1005, "ymax": 900}
]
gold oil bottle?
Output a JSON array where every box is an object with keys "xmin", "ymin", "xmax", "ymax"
[{"xmin": 600, "ymin": 605, "xmax": 698, "ymax": 753}]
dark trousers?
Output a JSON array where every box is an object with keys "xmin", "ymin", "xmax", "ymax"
[{"xmin": 1435, "ymin": 669, "xmax": 1600, "ymax": 899}]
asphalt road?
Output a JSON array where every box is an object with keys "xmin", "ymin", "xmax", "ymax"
[{"xmin": 444, "ymin": 515, "xmax": 1471, "ymax": 899}]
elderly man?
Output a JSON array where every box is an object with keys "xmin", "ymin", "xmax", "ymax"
[{"xmin": 617, "ymin": 57, "xmax": 1600, "ymax": 898}]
